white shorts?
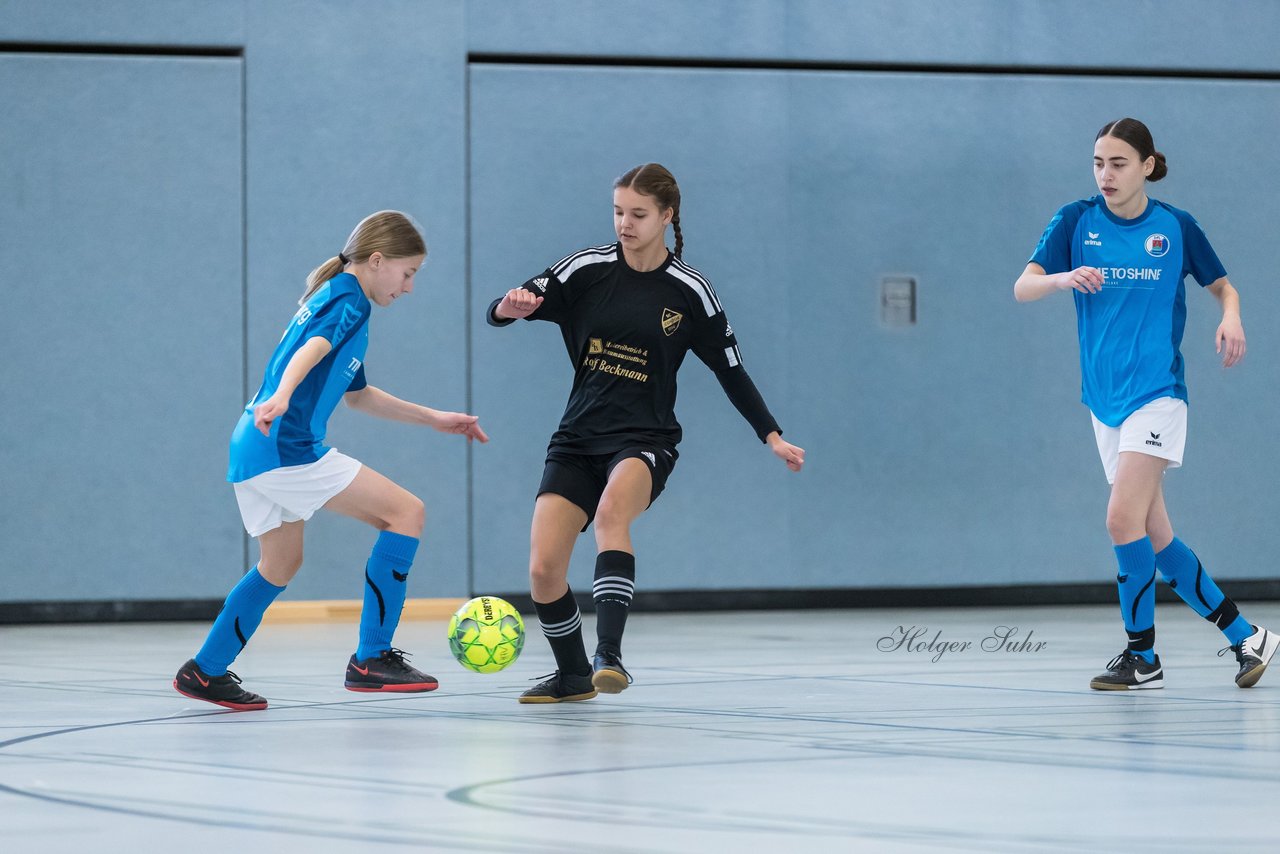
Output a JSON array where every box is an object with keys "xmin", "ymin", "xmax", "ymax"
[
  {"xmin": 232, "ymin": 449, "xmax": 362, "ymax": 537},
  {"xmin": 1090, "ymin": 397, "xmax": 1187, "ymax": 485}
]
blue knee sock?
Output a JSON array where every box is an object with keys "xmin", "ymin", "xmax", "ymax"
[
  {"xmin": 1115, "ymin": 537, "xmax": 1158, "ymax": 663},
  {"xmin": 356, "ymin": 531, "xmax": 419, "ymax": 661},
  {"xmin": 1156, "ymin": 538, "xmax": 1253, "ymax": 646},
  {"xmin": 194, "ymin": 567, "xmax": 285, "ymax": 676}
]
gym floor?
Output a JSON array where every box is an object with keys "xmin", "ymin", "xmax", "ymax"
[{"xmin": 3, "ymin": 603, "xmax": 1278, "ymax": 852}]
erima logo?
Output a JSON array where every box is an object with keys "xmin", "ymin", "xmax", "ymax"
[
  {"xmin": 1085, "ymin": 231, "xmax": 1103, "ymax": 247},
  {"xmin": 347, "ymin": 357, "xmax": 362, "ymax": 373},
  {"xmin": 530, "ymin": 277, "xmax": 549, "ymax": 293},
  {"xmin": 1146, "ymin": 431, "xmax": 1163, "ymax": 448},
  {"xmin": 641, "ymin": 451, "xmax": 656, "ymax": 466}
]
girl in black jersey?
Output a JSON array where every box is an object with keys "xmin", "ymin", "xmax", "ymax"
[{"xmin": 488, "ymin": 163, "xmax": 805, "ymax": 703}]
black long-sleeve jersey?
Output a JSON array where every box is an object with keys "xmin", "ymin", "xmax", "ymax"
[{"xmin": 488, "ymin": 242, "xmax": 780, "ymax": 455}]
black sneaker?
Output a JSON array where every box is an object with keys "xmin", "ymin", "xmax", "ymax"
[
  {"xmin": 344, "ymin": 648, "xmax": 439, "ymax": 693},
  {"xmin": 1090, "ymin": 650, "xmax": 1164, "ymax": 691},
  {"xmin": 174, "ymin": 659, "xmax": 267, "ymax": 711},
  {"xmin": 518, "ymin": 670, "xmax": 597, "ymax": 704},
  {"xmin": 1220, "ymin": 625, "xmax": 1279, "ymax": 688},
  {"xmin": 591, "ymin": 651, "xmax": 633, "ymax": 694}
]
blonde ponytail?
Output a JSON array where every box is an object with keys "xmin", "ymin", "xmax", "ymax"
[{"xmin": 299, "ymin": 211, "xmax": 427, "ymax": 305}]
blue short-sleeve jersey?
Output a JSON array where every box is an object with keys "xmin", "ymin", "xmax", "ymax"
[
  {"xmin": 1029, "ymin": 195, "xmax": 1226, "ymax": 427},
  {"xmin": 228, "ymin": 273, "xmax": 371, "ymax": 481}
]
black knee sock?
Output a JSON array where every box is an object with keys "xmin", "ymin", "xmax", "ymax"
[
  {"xmin": 593, "ymin": 550, "xmax": 636, "ymax": 657},
  {"xmin": 534, "ymin": 587, "xmax": 591, "ymax": 676}
]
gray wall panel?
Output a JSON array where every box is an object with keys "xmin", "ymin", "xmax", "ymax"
[
  {"xmin": 470, "ymin": 66, "xmax": 799, "ymax": 595},
  {"xmin": 2, "ymin": 0, "xmax": 1279, "ymax": 613},
  {"xmin": 0, "ymin": 54, "xmax": 244, "ymax": 600},
  {"xmin": 467, "ymin": 1, "xmax": 1280, "ymax": 72},
  {"xmin": 0, "ymin": 0, "xmax": 244, "ymax": 46},
  {"xmin": 242, "ymin": 0, "xmax": 470, "ymax": 601},
  {"xmin": 469, "ymin": 65, "xmax": 1280, "ymax": 593},
  {"xmin": 785, "ymin": 72, "xmax": 1280, "ymax": 588}
]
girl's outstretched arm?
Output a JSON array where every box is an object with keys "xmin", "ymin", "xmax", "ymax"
[{"xmin": 345, "ymin": 386, "xmax": 489, "ymax": 442}]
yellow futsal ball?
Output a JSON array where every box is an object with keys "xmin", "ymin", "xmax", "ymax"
[{"xmin": 446, "ymin": 596, "xmax": 525, "ymax": 673}]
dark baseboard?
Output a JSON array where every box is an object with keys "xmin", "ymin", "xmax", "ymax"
[
  {"xmin": 494, "ymin": 580, "xmax": 1280, "ymax": 614},
  {"xmin": 5, "ymin": 580, "xmax": 1280, "ymax": 624},
  {"xmin": 0, "ymin": 599, "xmax": 224, "ymax": 625}
]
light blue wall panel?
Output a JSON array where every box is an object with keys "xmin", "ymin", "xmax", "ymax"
[
  {"xmin": 242, "ymin": 0, "xmax": 470, "ymax": 600},
  {"xmin": 469, "ymin": 64, "xmax": 1280, "ymax": 593},
  {"xmin": 4, "ymin": 0, "xmax": 1279, "ymax": 611},
  {"xmin": 0, "ymin": 54, "xmax": 244, "ymax": 600},
  {"xmin": 783, "ymin": 71, "xmax": 1280, "ymax": 588},
  {"xmin": 0, "ymin": 0, "xmax": 244, "ymax": 46},
  {"xmin": 782, "ymin": 73, "xmax": 1280, "ymax": 588},
  {"xmin": 470, "ymin": 65, "xmax": 798, "ymax": 594},
  {"xmin": 467, "ymin": 1, "xmax": 1280, "ymax": 72}
]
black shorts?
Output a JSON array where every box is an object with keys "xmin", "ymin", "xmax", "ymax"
[{"xmin": 538, "ymin": 446, "xmax": 678, "ymax": 529}]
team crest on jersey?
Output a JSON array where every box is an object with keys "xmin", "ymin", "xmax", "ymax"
[
  {"xmin": 1144, "ymin": 233, "xmax": 1170, "ymax": 257},
  {"xmin": 588, "ymin": 337, "xmax": 603, "ymax": 355},
  {"xmin": 661, "ymin": 308, "xmax": 683, "ymax": 336}
]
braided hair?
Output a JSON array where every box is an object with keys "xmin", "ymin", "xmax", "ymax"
[{"xmin": 614, "ymin": 163, "xmax": 683, "ymax": 258}]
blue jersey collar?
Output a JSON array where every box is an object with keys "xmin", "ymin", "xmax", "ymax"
[{"xmin": 1095, "ymin": 193, "xmax": 1157, "ymax": 227}]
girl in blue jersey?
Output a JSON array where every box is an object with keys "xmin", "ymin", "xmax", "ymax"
[
  {"xmin": 175, "ymin": 210, "xmax": 488, "ymax": 710},
  {"xmin": 1015, "ymin": 118, "xmax": 1275, "ymax": 691}
]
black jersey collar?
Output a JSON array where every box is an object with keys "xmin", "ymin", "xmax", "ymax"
[{"xmin": 616, "ymin": 242, "xmax": 674, "ymax": 278}]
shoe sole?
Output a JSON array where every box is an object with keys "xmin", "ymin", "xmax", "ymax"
[
  {"xmin": 1237, "ymin": 630, "xmax": 1278, "ymax": 688},
  {"xmin": 518, "ymin": 689, "xmax": 597, "ymax": 704},
  {"xmin": 1089, "ymin": 679, "xmax": 1163, "ymax": 690},
  {"xmin": 344, "ymin": 681, "xmax": 439, "ymax": 693},
  {"xmin": 592, "ymin": 669, "xmax": 629, "ymax": 694},
  {"xmin": 173, "ymin": 680, "xmax": 268, "ymax": 711},
  {"xmin": 1237, "ymin": 663, "xmax": 1268, "ymax": 689}
]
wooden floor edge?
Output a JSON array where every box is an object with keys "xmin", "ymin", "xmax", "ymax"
[{"xmin": 262, "ymin": 598, "xmax": 467, "ymax": 624}]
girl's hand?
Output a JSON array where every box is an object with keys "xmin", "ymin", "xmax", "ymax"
[
  {"xmin": 496, "ymin": 288, "xmax": 544, "ymax": 320},
  {"xmin": 1216, "ymin": 317, "xmax": 1246, "ymax": 367},
  {"xmin": 433, "ymin": 411, "xmax": 489, "ymax": 443},
  {"xmin": 768, "ymin": 434, "xmax": 805, "ymax": 472},
  {"xmin": 253, "ymin": 396, "xmax": 289, "ymax": 436},
  {"xmin": 1054, "ymin": 266, "xmax": 1104, "ymax": 294}
]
